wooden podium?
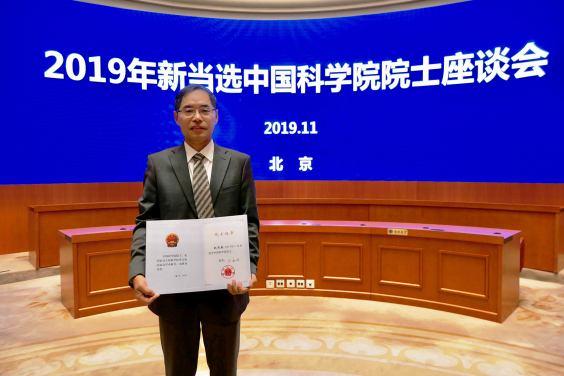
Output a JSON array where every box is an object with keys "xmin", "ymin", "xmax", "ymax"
[{"xmin": 59, "ymin": 225, "xmax": 142, "ymax": 318}]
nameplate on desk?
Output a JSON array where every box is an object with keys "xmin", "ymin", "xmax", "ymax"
[{"xmin": 387, "ymin": 229, "xmax": 408, "ymax": 236}]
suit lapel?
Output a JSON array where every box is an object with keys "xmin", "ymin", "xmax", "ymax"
[
  {"xmin": 169, "ymin": 144, "xmax": 198, "ymax": 216},
  {"xmin": 210, "ymin": 142, "xmax": 231, "ymax": 205}
]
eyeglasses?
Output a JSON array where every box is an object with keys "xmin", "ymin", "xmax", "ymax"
[{"xmin": 176, "ymin": 107, "xmax": 217, "ymax": 118}]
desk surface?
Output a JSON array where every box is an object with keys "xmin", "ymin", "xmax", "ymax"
[
  {"xmin": 258, "ymin": 198, "xmax": 564, "ymax": 213},
  {"xmin": 60, "ymin": 221, "xmax": 520, "ymax": 245},
  {"xmin": 29, "ymin": 199, "xmax": 564, "ymax": 213},
  {"xmin": 29, "ymin": 201, "xmax": 138, "ymax": 212}
]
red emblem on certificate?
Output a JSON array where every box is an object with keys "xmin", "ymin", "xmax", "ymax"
[
  {"xmin": 221, "ymin": 265, "xmax": 235, "ymax": 279},
  {"xmin": 165, "ymin": 233, "xmax": 179, "ymax": 247}
]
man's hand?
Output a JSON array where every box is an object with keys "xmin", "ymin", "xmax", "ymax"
[
  {"xmin": 227, "ymin": 273, "xmax": 257, "ymax": 295},
  {"xmin": 132, "ymin": 275, "xmax": 160, "ymax": 305}
]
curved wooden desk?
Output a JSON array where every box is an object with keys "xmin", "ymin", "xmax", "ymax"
[
  {"xmin": 250, "ymin": 220, "xmax": 521, "ymax": 323},
  {"xmin": 257, "ymin": 198, "xmax": 564, "ymax": 273},
  {"xmin": 59, "ymin": 221, "xmax": 519, "ymax": 322}
]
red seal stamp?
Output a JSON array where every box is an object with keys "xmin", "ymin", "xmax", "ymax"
[
  {"xmin": 165, "ymin": 233, "xmax": 179, "ymax": 247},
  {"xmin": 221, "ymin": 265, "xmax": 235, "ymax": 279}
]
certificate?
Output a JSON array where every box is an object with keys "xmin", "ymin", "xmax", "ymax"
[{"xmin": 145, "ymin": 215, "xmax": 251, "ymax": 295}]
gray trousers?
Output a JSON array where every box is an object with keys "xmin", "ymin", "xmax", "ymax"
[{"xmin": 159, "ymin": 313, "xmax": 240, "ymax": 376}]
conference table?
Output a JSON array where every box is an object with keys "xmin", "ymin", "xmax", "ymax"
[{"xmin": 59, "ymin": 220, "xmax": 520, "ymax": 322}]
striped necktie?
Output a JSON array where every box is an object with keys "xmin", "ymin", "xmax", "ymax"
[{"xmin": 191, "ymin": 153, "xmax": 215, "ymax": 218}]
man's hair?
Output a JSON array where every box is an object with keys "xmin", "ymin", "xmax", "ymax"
[{"xmin": 174, "ymin": 84, "xmax": 217, "ymax": 111}]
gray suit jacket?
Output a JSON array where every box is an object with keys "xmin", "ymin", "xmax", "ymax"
[{"xmin": 129, "ymin": 142, "xmax": 260, "ymax": 321}]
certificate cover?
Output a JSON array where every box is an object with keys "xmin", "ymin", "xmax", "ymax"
[{"xmin": 145, "ymin": 215, "xmax": 251, "ymax": 295}]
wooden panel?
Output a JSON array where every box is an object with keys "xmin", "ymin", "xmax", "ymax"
[
  {"xmin": 266, "ymin": 242, "xmax": 306, "ymax": 278},
  {"xmin": 321, "ymin": 242, "xmax": 363, "ymax": 282},
  {"xmin": 436, "ymin": 242, "xmax": 498, "ymax": 313},
  {"xmin": 255, "ymin": 181, "xmax": 564, "ymax": 205},
  {"xmin": 500, "ymin": 238, "xmax": 521, "ymax": 323},
  {"xmin": 31, "ymin": 202, "xmax": 138, "ymax": 212},
  {"xmin": 370, "ymin": 235, "xmax": 500, "ymax": 316},
  {"xmin": 86, "ymin": 249, "xmax": 131, "ymax": 296},
  {"xmin": 438, "ymin": 250, "xmax": 489, "ymax": 299},
  {"xmin": 77, "ymin": 301, "xmax": 143, "ymax": 318},
  {"xmin": 255, "ymin": 181, "xmax": 419, "ymax": 200},
  {"xmin": 0, "ymin": 182, "xmax": 142, "ymax": 255},
  {"xmin": 258, "ymin": 203, "xmax": 368, "ymax": 221},
  {"xmin": 414, "ymin": 181, "xmax": 564, "ymax": 205},
  {"xmin": 378, "ymin": 246, "xmax": 422, "ymax": 288},
  {"xmin": 28, "ymin": 210, "xmax": 39, "ymax": 268},
  {"xmin": 556, "ymin": 212, "xmax": 564, "ymax": 272},
  {"xmin": 77, "ymin": 239, "xmax": 138, "ymax": 310},
  {"xmin": 250, "ymin": 288, "xmax": 372, "ymax": 300},
  {"xmin": 59, "ymin": 233, "xmax": 77, "ymax": 318},
  {"xmin": 259, "ymin": 232, "xmax": 373, "ymax": 293}
]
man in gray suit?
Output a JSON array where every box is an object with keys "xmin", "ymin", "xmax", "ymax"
[{"xmin": 128, "ymin": 84, "xmax": 260, "ymax": 376}]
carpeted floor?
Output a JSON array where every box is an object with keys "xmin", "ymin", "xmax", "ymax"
[{"xmin": 0, "ymin": 256, "xmax": 563, "ymax": 375}]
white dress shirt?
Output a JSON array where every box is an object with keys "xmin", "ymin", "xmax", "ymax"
[{"xmin": 184, "ymin": 141, "xmax": 214, "ymax": 184}]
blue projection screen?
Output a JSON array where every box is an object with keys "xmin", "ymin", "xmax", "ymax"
[{"xmin": 0, "ymin": 0, "xmax": 562, "ymax": 184}]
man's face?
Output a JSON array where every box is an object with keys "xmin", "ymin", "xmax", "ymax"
[{"xmin": 174, "ymin": 89, "xmax": 218, "ymax": 150}]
